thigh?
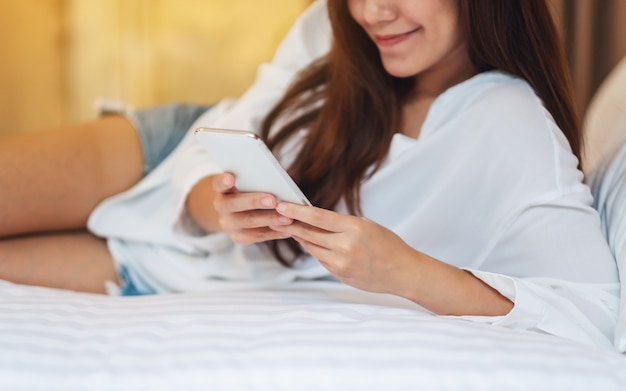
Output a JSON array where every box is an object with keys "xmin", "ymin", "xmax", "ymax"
[
  {"xmin": 0, "ymin": 116, "xmax": 143, "ymax": 236},
  {"xmin": 0, "ymin": 231, "xmax": 117, "ymax": 294}
]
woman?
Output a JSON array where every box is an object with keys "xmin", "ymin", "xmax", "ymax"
[{"xmin": 0, "ymin": 0, "xmax": 619, "ymax": 350}]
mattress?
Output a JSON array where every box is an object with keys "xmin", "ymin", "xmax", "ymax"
[{"xmin": 1, "ymin": 279, "xmax": 625, "ymax": 390}]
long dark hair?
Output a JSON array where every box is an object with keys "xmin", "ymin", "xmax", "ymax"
[{"xmin": 260, "ymin": 0, "xmax": 580, "ymax": 266}]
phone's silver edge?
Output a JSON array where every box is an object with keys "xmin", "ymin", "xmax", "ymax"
[{"xmin": 195, "ymin": 127, "xmax": 260, "ymax": 140}]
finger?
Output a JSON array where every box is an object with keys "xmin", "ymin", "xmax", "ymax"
[
  {"xmin": 275, "ymin": 203, "xmax": 345, "ymax": 232},
  {"xmin": 270, "ymin": 221, "xmax": 336, "ymax": 250},
  {"xmin": 290, "ymin": 235, "xmax": 364, "ymax": 285},
  {"xmin": 212, "ymin": 172, "xmax": 237, "ymax": 193},
  {"xmin": 291, "ymin": 235, "xmax": 331, "ymax": 259},
  {"xmin": 215, "ymin": 192, "xmax": 279, "ymax": 214},
  {"xmin": 228, "ymin": 210, "xmax": 292, "ymax": 230},
  {"xmin": 230, "ymin": 227, "xmax": 291, "ymax": 245},
  {"xmin": 289, "ymin": 236, "xmax": 343, "ymax": 276}
]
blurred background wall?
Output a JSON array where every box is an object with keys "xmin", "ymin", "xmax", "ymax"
[
  {"xmin": 0, "ymin": 0, "xmax": 65, "ymax": 136},
  {"xmin": 0, "ymin": 0, "xmax": 310, "ymax": 136},
  {"xmin": 549, "ymin": 0, "xmax": 626, "ymax": 116},
  {"xmin": 0, "ymin": 1, "xmax": 624, "ymax": 137}
]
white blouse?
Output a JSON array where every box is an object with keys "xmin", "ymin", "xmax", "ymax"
[{"xmin": 87, "ymin": 0, "xmax": 619, "ymax": 350}]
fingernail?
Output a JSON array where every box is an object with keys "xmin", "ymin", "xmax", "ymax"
[
  {"xmin": 278, "ymin": 216, "xmax": 291, "ymax": 224},
  {"xmin": 276, "ymin": 203, "xmax": 287, "ymax": 213},
  {"xmin": 261, "ymin": 197, "xmax": 274, "ymax": 207}
]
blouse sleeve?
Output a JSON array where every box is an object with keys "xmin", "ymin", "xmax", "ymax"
[
  {"xmin": 456, "ymin": 170, "xmax": 619, "ymax": 350},
  {"xmin": 450, "ymin": 115, "xmax": 619, "ymax": 349},
  {"xmin": 461, "ymin": 270, "xmax": 619, "ymax": 350},
  {"xmin": 418, "ymin": 75, "xmax": 620, "ymax": 350}
]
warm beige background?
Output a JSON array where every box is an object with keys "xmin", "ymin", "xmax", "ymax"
[
  {"xmin": 0, "ymin": 0, "xmax": 310, "ymax": 136},
  {"xmin": 0, "ymin": 0, "xmax": 65, "ymax": 135},
  {"xmin": 2, "ymin": 1, "xmax": 625, "ymax": 137}
]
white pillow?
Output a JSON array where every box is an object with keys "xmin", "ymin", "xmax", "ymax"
[
  {"xmin": 585, "ymin": 56, "xmax": 626, "ymax": 352},
  {"xmin": 588, "ymin": 145, "xmax": 626, "ymax": 353},
  {"xmin": 583, "ymin": 57, "xmax": 626, "ymax": 175}
]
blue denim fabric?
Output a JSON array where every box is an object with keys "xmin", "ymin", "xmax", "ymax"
[
  {"xmin": 129, "ymin": 103, "xmax": 213, "ymax": 175},
  {"xmin": 117, "ymin": 265, "xmax": 158, "ymax": 296}
]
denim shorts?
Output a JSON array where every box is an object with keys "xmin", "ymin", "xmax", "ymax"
[
  {"xmin": 115, "ymin": 103, "xmax": 212, "ymax": 295},
  {"xmin": 127, "ymin": 102, "xmax": 213, "ymax": 175}
]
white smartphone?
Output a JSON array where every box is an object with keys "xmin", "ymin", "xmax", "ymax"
[{"xmin": 194, "ymin": 127, "xmax": 311, "ymax": 206}]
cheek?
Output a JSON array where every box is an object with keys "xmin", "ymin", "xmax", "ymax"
[{"xmin": 346, "ymin": 0, "xmax": 364, "ymax": 24}]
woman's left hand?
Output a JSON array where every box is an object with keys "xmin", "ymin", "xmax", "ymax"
[
  {"xmin": 271, "ymin": 202, "xmax": 415, "ymax": 295},
  {"xmin": 272, "ymin": 203, "xmax": 514, "ymax": 316}
]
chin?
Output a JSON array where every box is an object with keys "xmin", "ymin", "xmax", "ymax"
[
  {"xmin": 383, "ymin": 66, "xmax": 419, "ymax": 79},
  {"xmin": 381, "ymin": 60, "xmax": 421, "ymax": 79}
]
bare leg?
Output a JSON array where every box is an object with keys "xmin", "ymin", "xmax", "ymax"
[
  {"xmin": 0, "ymin": 116, "xmax": 144, "ymax": 292},
  {"xmin": 0, "ymin": 231, "xmax": 117, "ymax": 294},
  {"xmin": 0, "ymin": 116, "xmax": 144, "ymax": 236}
]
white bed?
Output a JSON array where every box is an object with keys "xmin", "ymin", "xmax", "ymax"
[{"xmin": 1, "ymin": 279, "xmax": 625, "ymax": 391}]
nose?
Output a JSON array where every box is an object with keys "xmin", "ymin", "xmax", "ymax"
[{"xmin": 362, "ymin": 0, "xmax": 396, "ymax": 24}]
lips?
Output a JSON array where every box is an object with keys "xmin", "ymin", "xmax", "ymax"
[{"xmin": 374, "ymin": 27, "xmax": 421, "ymax": 47}]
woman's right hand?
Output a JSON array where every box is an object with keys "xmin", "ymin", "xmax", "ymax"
[{"xmin": 186, "ymin": 173, "xmax": 293, "ymax": 244}]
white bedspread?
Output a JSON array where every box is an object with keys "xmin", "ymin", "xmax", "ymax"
[{"xmin": 1, "ymin": 280, "xmax": 625, "ymax": 391}]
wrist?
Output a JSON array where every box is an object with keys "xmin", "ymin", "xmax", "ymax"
[
  {"xmin": 389, "ymin": 249, "xmax": 512, "ymax": 316},
  {"xmin": 185, "ymin": 175, "xmax": 221, "ymax": 233}
]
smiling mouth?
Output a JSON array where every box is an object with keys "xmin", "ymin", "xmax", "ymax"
[{"xmin": 374, "ymin": 27, "xmax": 421, "ymax": 47}]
